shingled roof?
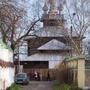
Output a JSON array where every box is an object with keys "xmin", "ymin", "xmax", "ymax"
[
  {"xmin": 35, "ymin": 26, "xmax": 67, "ymax": 37},
  {"xmin": 0, "ymin": 59, "xmax": 14, "ymax": 68},
  {"xmin": 38, "ymin": 39, "xmax": 71, "ymax": 50}
]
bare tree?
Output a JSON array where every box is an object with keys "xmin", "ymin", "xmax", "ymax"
[
  {"xmin": 0, "ymin": 0, "xmax": 41, "ymax": 59},
  {"xmin": 62, "ymin": 0, "xmax": 90, "ymax": 55}
]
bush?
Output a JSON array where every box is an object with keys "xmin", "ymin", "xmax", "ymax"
[
  {"xmin": 53, "ymin": 81, "xmax": 82, "ymax": 90},
  {"xmin": 70, "ymin": 85, "xmax": 82, "ymax": 90},
  {"xmin": 53, "ymin": 83, "xmax": 71, "ymax": 90},
  {"xmin": 6, "ymin": 83, "xmax": 22, "ymax": 90}
]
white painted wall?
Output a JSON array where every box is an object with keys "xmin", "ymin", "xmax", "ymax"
[
  {"xmin": 0, "ymin": 49, "xmax": 13, "ymax": 62},
  {"xmin": 0, "ymin": 67, "xmax": 15, "ymax": 89},
  {"xmin": 0, "ymin": 49, "xmax": 15, "ymax": 89},
  {"xmin": 49, "ymin": 60, "xmax": 62, "ymax": 69}
]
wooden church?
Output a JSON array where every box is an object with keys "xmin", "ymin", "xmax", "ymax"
[{"xmin": 20, "ymin": 0, "xmax": 72, "ymax": 80}]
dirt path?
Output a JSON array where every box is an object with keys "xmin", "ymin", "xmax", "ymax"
[{"xmin": 22, "ymin": 81, "xmax": 53, "ymax": 90}]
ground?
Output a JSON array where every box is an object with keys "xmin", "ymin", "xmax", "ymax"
[{"xmin": 22, "ymin": 81, "xmax": 53, "ymax": 90}]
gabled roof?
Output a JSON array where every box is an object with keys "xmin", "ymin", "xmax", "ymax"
[
  {"xmin": 20, "ymin": 53, "xmax": 65, "ymax": 61},
  {"xmin": 38, "ymin": 39, "xmax": 71, "ymax": 50},
  {"xmin": 35, "ymin": 22, "xmax": 80, "ymax": 38},
  {"xmin": 24, "ymin": 27, "xmax": 80, "ymax": 40}
]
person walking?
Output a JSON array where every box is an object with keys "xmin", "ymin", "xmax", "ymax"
[
  {"xmin": 34, "ymin": 71, "xmax": 38, "ymax": 80},
  {"xmin": 37, "ymin": 72, "xmax": 40, "ymax": 81},
  {"xmin": 47, "ymin": 71, "xmax": 50, "ymax": 81}
]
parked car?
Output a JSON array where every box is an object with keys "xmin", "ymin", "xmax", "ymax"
[{"xmin": 15, "ymin": 72, "xmax": 29, "ymax": 84}]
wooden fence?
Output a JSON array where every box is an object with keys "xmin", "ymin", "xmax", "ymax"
[{"xmin": 23, "ymin": 68, "xmax": 56, "ymax": 81}]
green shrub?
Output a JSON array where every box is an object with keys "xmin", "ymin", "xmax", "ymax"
[
  {"xmin": 6, "ymin": 83, "xmax": 22, "ymax": 90},
  {"xmin": 70, "ymin": 85, "xmax": 82, "ymax": 90},
  {"xmin": 53, "ymin": 81, "xmax": 82, "ymax": 90},
  {"xmin": 53, "ymin": 83, "xmax": 71, "ymax": 90},
  {"xmin": 59, "ymin": 84, "xmax": 71, "ymax": 90}
]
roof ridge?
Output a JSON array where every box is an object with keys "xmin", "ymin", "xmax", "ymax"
[{"xmin": 37, "ymin": 39, "xmax": 67, "ymax": 50}]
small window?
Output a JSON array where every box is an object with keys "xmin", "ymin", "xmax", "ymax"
[{"xmin": 49, "ymin": 22, "xmax": 55, "ymax": 26}]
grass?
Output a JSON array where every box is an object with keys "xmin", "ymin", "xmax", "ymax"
[
  {"xmin": 6, "ymin": 83, "xmax": 22, "ymax": 90},
  {"xmin": 53, "ymin": 81, "xmax": 82, "ymax": 90}
]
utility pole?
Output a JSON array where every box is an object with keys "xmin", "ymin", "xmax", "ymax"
[
  {"xmin": 70, "ymin": 26, "xmax": 73, "ymax": 57},
  {"xmin": 18, "ymin": 46, "xmax": 20, "ymax": 72}
]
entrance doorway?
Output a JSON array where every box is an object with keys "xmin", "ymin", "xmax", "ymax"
[{"xmin": 20, "ymin": 61, "xmax": 49, "ymax": 80}]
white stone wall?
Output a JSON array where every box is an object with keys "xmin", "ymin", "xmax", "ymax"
[
  {"xmin": 0, "ymin": 67, "xmax": 15, "ymax": 89},
  {"xmin": 0, "ymin": 49, "xmax": 13, "ymax": 62},
  {"xmin": 0, "ymin": 49, "xmax": 15, "ymax": 89}
]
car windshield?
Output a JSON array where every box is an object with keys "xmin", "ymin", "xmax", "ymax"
[{"xmin": 16, "ymin": 73, "xmax": 27, "ymax": 78}]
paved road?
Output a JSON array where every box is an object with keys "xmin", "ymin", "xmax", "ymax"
[{"xmin": 22, "ymin": 81, "xmax": 53, "ymax": 90}]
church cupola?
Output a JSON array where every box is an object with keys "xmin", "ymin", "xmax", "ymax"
[
  {"xmin": 43, "ymin": 1, "xmax": 48, "ymax": 14},
  {"xmin": 48, "ymin": 0, "xmax": 58, "ymax": 14},
  {"xmin": 41, "ymin": 0, "xmax": 65, "ymax": 27},
  {"xmin": 58, "ymin": 3, "xmax": 63, "ymax": 15}
]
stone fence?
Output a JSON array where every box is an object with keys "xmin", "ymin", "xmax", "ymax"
[{"xmin": 56, "ymin": 56, "xmax": 85, "ymax": 88}]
